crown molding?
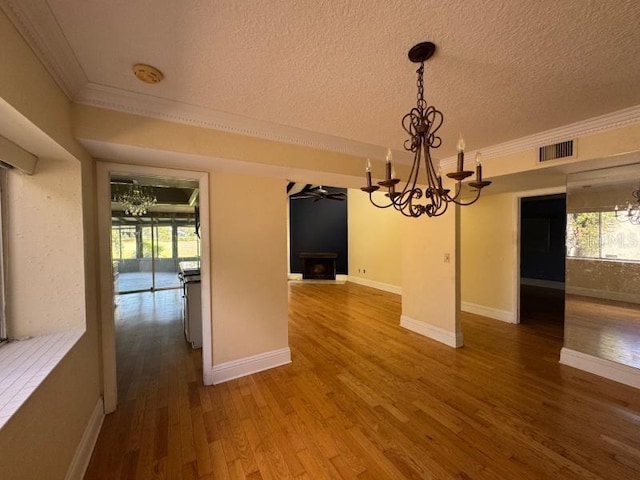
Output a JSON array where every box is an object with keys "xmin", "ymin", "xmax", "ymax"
[
  {"xmin": 439, "ymin": 104, "xmax": 640, "ymax": 169},
  {"xmin": 80, "ymin": 81, "xmax": 640, "ymax": 169},
  {"xmin": 75, "ymin": 82, "xmax": 402, "ymax": 161},
  {"xmin": 1, "ymin": 0, "xmax": 87, "ymax": 98}
]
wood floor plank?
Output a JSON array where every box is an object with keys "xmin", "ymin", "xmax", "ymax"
[{"xmin": 84, "ymin": 285, "xmax": 640, "ymax": 479}]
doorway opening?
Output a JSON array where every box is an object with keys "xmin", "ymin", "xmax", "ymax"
[
  {"xmin": 111, "ymin": 174, "xmax": 200, "ymax": 294},
  {"xmin": 287, "ymin": 183, "xmax": 348, "ymax": 281},
  {"xmin": 519, "ymin": 193, "xmax": 566, "ymax": 334},
  {"xmin": 98, "ymin": 163, "xmax": 211, "ymax": 414}
]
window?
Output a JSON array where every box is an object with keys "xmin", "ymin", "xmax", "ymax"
[
  {"xmin": 154, "ymin": 225, "xmax": 173, "ymax": 259},
  {"xmin": 177, "ymin": 225, "xmax": 200, "ymax": 259},
  {"xmin": 111, "ymin": 225, "xmax": 138, "ymax": 261},
  {"xmin": 567, "ymin": 211, "xmax": 640, "ymax": 261}
]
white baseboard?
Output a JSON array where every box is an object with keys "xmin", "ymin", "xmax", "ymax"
[
  {"xmin": 347, "ymin": 276, "xmax": 402, "ymax": 295},
  {"xmin": 521, "ymin": 278, "xmax": 565, "ymax": 290},
  {"xmin": 203, "ymin": 369, "xmax": 214, "ymax": 386},
  {"xmin": 65, "ymin": 397, "xmax": 104, "ymax": 480},
  {"xmin": 560, "ymin": 348, "xmax": 640, "ymax": 389},
  {"xmin": 461, "ymin": 301, "xmax": 516, "ymax": 323},
  {"xmin": 288, "ymin": 273, "xmax": 303, "ymax": 280},
  {"xmin": 211, "ymin": 347, "xmax": 291, "ymax": 385},
  {"xmin": 400, "ymin": 315, "xmax": 463, "ymax": 348}
]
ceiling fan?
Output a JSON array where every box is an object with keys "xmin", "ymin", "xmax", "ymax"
[{"xmin": 288, "ymin": 183, "xmax": 346, "ymax": 202}]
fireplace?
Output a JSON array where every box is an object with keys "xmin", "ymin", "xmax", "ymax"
[{"xmin": 299, "ymin": 252, "xmax": 338, "ymax": 280}]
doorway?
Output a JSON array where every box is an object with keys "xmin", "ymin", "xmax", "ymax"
[
  {"xmin": 97, "ymin": 163, "xmax": 211, "ymax": 413},
  {"xmin": 519, "ymin": 193, "xmax": 566, "ymax": 332},
  {"xmin": 110, "ymin": 174, "xmax": 201, "ymax": 294}
]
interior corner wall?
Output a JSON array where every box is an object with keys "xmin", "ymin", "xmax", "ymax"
[
  {"xmin": 460, "ymin": 193, "xmax": 516, "ymax": 322},
  {"xmin": 0, "ymin": 9, "xmax": 102, "ymax": 480},
  {"xmin": 347, "ymin": 189, "xmax": 403, "ymax": 290},
  {"xmin": 210, "ymin": 172, "xmax": 288, "ymax": 365}
]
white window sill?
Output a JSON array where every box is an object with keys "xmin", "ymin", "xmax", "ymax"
[{"xmin": 0, "ymin": 330, "xmax": 83, "ymax": 430}]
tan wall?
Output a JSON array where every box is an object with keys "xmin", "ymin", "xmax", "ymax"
[
  {"xmin": 460, "ymin": 193, "xmax": 516, "ymax": 315},
  {"xmin": 210, "ymin": 172, "xmax": 288, "ymax": 364},
  {"xmin": 402, "ymin": 207, "xmax": 458, "ymax": 334},
  {"xmin": 0, "ymin": 10, "xmax": 101, "ymax": 480},
  {"xmin": 6, "ymin": 157, "xmax": 85, "ymax": 336},
  {"xmin": 480, "ymin": 124, "xmax": 640, "ymax": 182},
  {"xmin": 73, "ymin": 105, "xmax": 369, "ymax": 180},
  {"xmin": 0, "ymin": 334, "xmax": 99, "ymax": 479},
  {"xmin": 347, "ymin": 189, "xmax": 403, "ymax": 288}
]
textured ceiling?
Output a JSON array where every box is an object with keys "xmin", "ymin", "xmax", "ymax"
[{"xmin": 14, "ymin": 1, "xmax": 640, "ymax": 158}]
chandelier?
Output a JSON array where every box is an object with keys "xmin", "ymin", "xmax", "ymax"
[
  {"xmin": 116, "ymin": 184, "xmax": 157, "ymax": 216},
  {"xmin": 361, "ymin": 41, "xmax": 491, "ymax": 217},
  {"xmin": 614, "ymin": 185, "xmax": 640, "ymax": 224}
]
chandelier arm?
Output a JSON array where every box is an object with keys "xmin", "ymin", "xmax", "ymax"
[
  {"xmin": 395, "ymin": 189, "xmax": 423, "ymax": 217},
  {"xmin": 367, "ymin": 193, "xmax": 396, "ymax": 209},
  {"xmin": 450, "ymin": 188, "xmax": 483, "ymax": 207},
  {"xmin": 405, "ymin": 140, "xmax": 422, "ymax": 195},
  {"xmin": 407, "ymin": 190, "xmax": 425, "ymax": 217},
  {"xmin": 428, "ymin": 199, "xmax": 450, "ymax": 217}
]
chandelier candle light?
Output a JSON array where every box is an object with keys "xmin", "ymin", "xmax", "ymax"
[
  {"xmin": 361, "ymin": 41, "xmax": 491, "ymax": 217},
  {"xmin": 117, "ymin": 184, "xmax": 157, "ymax": 216}
]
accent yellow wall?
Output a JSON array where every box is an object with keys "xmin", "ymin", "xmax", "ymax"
[
  {"xmin": 460, "ymin": 193, "xmax": 516, "ymax": 317},
  {"xmin": 347, "ymin": 189, "xmax": 403, "ymax": 290}
]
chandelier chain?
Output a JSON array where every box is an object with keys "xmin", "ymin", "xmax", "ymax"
[{"xmin": 416, "ymin": 63, "xmax": 426, "ymax": 111}]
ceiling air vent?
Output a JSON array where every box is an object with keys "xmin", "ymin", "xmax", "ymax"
[{"xmin": 539, "ymin": 140, "xmax": 574, "ymax": 162}]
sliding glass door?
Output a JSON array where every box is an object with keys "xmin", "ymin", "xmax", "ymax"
[{"xmin": 112, "ymin": 220, "xmax": 200, "ymax": 294}]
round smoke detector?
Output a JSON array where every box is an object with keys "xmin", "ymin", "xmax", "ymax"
[{"xmin": 133, "ymin": 63, "xmax": 164, "ymax": 84}]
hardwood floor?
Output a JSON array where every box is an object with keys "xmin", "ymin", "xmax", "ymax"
[{"xmin": 84, "ymin": 283, "xmax": 640, "ymax": 479}]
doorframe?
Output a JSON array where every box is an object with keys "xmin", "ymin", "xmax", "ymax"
[
  {"xmin": 96, "ymin": 162, "xmax": 211, "ymax": 413},
  {"xmin": 511, "ymin": 186, "xmax": 566, "ymax": 324}
]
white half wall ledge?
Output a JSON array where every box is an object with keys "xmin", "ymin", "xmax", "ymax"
[
  {"xmin": 400, "ymin": 315, "xmax": 464, "ymax": 348},
  {"xmin": 347, "ymin": 276, "xmax": 402, "ymax": 295},
  {"xmin": 560, "ymin": 348, "xmax": 640, "ymax": 390},
  {"xmin": 64, "ymin": 397, "xmax": 104, "ymax": 480},
  {"xmin": 461, "ymin": 301, "xmax": 516, "ymax": 323},
  {"xmin": 210, "ymin": 347, "xmax": 292, "ymax": 385}
]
